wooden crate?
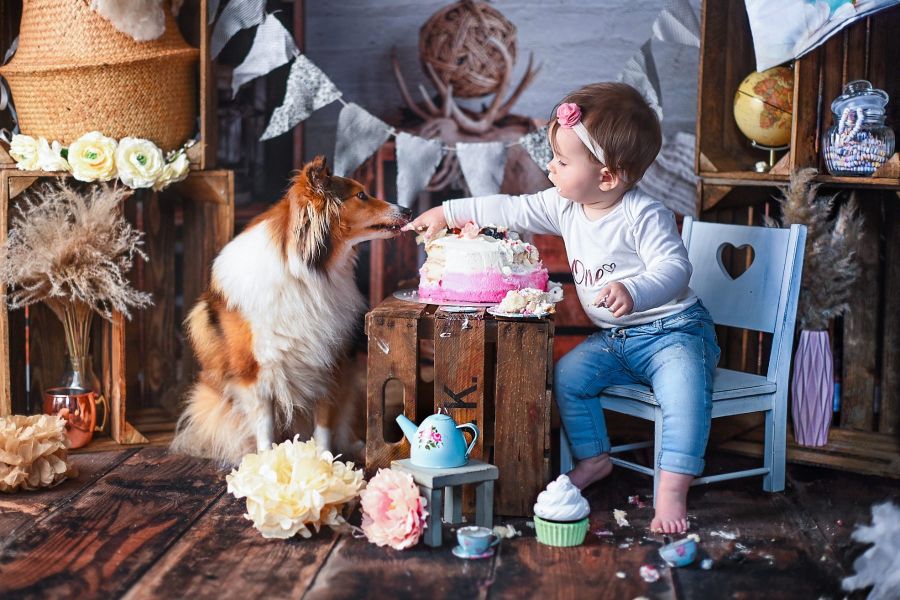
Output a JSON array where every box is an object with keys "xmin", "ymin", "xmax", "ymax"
[
  {"xmin": 365, "ymin": 297, "xmax": 553, "ymax": 516},
  {"xmin": 0, "ymin": 168, "xmax": 234, "ymax": 450},
  {"xmin": 696, "ymin": 0, "xmax": 900, "ymax": 189}
]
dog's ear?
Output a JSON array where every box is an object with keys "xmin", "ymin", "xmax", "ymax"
[{"xmin": 304, "ymin": 156, "xmax": 331, "ymax": 196}]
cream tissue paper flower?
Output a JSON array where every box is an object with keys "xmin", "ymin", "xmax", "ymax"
[
  {"xmin": 37, "ymin": 138, "xmax": 71, "ymax": 173},
  {"xmin": 68, "ymin": 131, "xmax": 118, "ymax": 182},
  {"xmin": 226, "ymin": 436, "xmax": 365, "ymax": 540},
  {"xmin": 1, "ymin": 414, "xmax": 75, "ymax": 493},
  {"xmin": 9, "ymin": 134, "xmax": 40, "ymax": 171},
  {"xmin": 115, "ymin": 137, "xmax": 164, "ymax": 189},
  {"xmin": 153, "ymin": 151, "xmax": 190, "ymax": 191}
]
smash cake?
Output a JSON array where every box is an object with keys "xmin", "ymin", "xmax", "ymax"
[{"xmin": 417, "ymin": 222, "xmax": 549, "ymax": 304}]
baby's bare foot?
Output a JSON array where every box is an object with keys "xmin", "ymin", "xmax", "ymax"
[
  {"xmin": 566, "ymin": 454, "xmax": 613, "ymax": 489},
  {"xmin": 650, "ymin": 471, "xmax": 693, "ymax": 534}
]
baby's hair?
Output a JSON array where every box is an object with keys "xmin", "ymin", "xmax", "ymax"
[{"xmin": 549, "ymin": 82, "xmax": 661, "ymax": 188}]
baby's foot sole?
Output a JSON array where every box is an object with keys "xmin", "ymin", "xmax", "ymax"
[{"xmin": 567, "ymin": 456, "xmax": 613, "ymax": 489}]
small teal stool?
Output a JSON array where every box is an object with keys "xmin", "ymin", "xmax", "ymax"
[{"xmin": 391, "ymin": 459, "xmax": 499, "ymax": 547}]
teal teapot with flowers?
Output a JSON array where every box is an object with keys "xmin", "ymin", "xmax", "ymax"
[{"xmin": 396, "ymin": 410, "xmax": 479, "ymax": 468}]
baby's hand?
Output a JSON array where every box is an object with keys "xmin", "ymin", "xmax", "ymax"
[
  {"xmin": 400, "ymin": 206, "xmax": 446, "ymax": 241},
  {"xmin": 594, "ymin": 282, "xmax": 634, "ymax": 318}
]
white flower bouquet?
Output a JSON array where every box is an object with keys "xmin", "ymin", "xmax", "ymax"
[{"xmin": 6, "ymin": 131, "xmax": 192, "ymax": 191}]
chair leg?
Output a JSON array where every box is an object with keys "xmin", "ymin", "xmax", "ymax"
[
  {"xmin": 559, "ymin": 427, "xmax": 574, "ymax": 475},
  {"xmin": 763, "ymin": 404, "xmax": 786, "ymax": 492},
  {"xmin": 652, "ymin": 408, "xmax": 663, "ymax": 508}
]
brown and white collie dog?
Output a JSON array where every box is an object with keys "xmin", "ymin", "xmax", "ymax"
[{"xmin": 170, "ymin": 156, "xmax": 410, "ymax": 464}]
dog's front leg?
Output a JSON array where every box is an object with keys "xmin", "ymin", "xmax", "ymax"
[
  {"xmin": 255, "ymin": 397, "xmax": 275, "ymax": 452},
  {"xmin": 230, "ymin": 383, "xmax": 274, "ymax": 453}
]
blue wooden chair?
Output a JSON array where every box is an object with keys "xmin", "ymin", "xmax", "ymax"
[{"xmin": 559, "ymin": 218, "xmax": 806, "ymax": 495}]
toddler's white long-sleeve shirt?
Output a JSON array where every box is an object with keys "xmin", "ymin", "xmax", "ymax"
[{"xmin": 443, "ymin": 187, "xmax": 698, "ymax": 328}]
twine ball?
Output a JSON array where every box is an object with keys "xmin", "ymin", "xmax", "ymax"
[{"xmin": 419, "ymin": 0, "xmax": 517, "ymax": 98}]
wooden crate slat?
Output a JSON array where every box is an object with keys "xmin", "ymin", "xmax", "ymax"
[
  {"xmin": 139, "ymin": 192, "xmax": 178, "ymax": 412},
  {"xmin": 433, "ymin": 308, "xmax": 487, "ymax": 455},
  {"xmin": 493, "ymin": 319, "xmax": 551, "ymax": 516},
  {"xmin": 881, "ymin": 200, "xmax": 900, "ymax": 434},
  {"xmin": 365, "ymin": 311, "xmax": 420, "ymax": 475},
  {"xmin": 840, "ymin": 196, "xmax": 880, "ymax": 430}
]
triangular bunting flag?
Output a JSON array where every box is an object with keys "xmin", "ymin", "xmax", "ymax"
[
  {"xmin": 210, "ymin": 0, "xmax": 265, "ymax": 59},
  {"xmin": 231, "ymin": 13, "xmax": 299, "ymax": 97},
  {"xmin": 396, "ymin": 132, "xmax": 443, "ymax": 208},
  {"xmin": 333, "ymin": 103, "xmax": 392, "ymax": 177},
  {"xmin": 456, "ymin": 141, "xmax": 508, "ymax": 197},
  {"xmin": 519, "ymin": 126, "xmax": 552, "ymax": 173},
  {"xmin": 618, "ymin": 39, "xmax": 663, "ymax": 121},
  {"xmin": 260, "ymin": 54, "xmax": 342, "ymax": 141},
  {"xmin": 652, "ymin": 0, "xmax": 701, "ymax": 48}
]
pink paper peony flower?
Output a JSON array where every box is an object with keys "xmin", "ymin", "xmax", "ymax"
[
  {"xmin": 556, "ymin": 103, "xmax": 582, "ymax": 128},
  {"xmin": 360, "ymin": 468, "xmax": 428, "ymax": 550},
  {"xmin": 460, "ymin": 221, "xmax": 481, "ymax": 239}
]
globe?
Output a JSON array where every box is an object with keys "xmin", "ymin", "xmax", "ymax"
[{"xmin": 733, "ymin": 66, "xmax": 794, "ymax": 148}]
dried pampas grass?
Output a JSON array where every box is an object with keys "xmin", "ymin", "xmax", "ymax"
[
  {"xmin": 767, "ymin": 168, "xmax": 864, "ymax": 331},
  {"xmin": 0, "ymin": 181, "xmax": 152, "ymax": 358},
  {"xmin": 0, "ymin": 414, "xmax": 75, "ymax": 493}
]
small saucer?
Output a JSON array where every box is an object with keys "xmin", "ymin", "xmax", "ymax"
[{"xmin": 452, "ymin": 545, "xmax": 495, "ymax": 560}]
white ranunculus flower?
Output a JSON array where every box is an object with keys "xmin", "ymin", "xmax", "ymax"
[
  {"xmin": 68, "ymin": 131, "xmax": 118, "ymax": 182},
  {"xmin": 153, "ymin": 151, "xmax": 190, "ymax": 191},
  {"xmin": 115, "ymin": 137, "xmax": 164, "ymax": 189},
  {"xmin": 36, "ymin": 138, "xmax": 71, "ymax": 173},
  {"xmin": 9, "ymin": 134, "xmax": 40, "ymax": 170}
]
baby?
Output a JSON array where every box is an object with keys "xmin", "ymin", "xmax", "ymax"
[{"xmin": 403, "ymin": 82, "xmax": 720, "ymax": 534}]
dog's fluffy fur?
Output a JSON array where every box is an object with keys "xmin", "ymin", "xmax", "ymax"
[{"xmin": 170, "ymin": 157, "xmax": 409, "ymax": 464}]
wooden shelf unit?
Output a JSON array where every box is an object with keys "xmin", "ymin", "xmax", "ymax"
[
  {"xmin": 696, "ymin": 0, "xmax": 900, "ymax": 478},
  {"xmin": 0, "ymin": 168, "xmax": 234, "ymax": 448}
]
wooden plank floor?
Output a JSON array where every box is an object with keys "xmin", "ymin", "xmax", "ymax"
[{"xmin": 0, "ymin": 447, "xmax": 896, "ymax": 599}]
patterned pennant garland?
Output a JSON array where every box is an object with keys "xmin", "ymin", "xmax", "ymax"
[
  {"xmin": 456, "ymin": 141, "xmax": 508, "ymax": 197},
  {"xmin": 260, "ymin": 54, "xmax": 342, "ymax": 141},
  {"xmin": 519, "ymin": 126, "xmax": 552, "ymax": 174},
  {"xmin": 231, "ymin": 13, "xmax": 299, "ymax": 97},
  {"xmin": 211, "ymin": 0, "xmax": 265, "ymax": 59},
  {"xmin": 333, "ymin": 103, "xmax": 393, "ymax": 177},
  {"xmin": 618, "ymin": 39, "xmax": 663, "ymax": 121},
  {"xmin": 652, "ymin": 0, "xmax": 701, "ymax": 47},
  {"xmin": 396, "ymin": 132, "xmax": 443, "ymax": 208}
]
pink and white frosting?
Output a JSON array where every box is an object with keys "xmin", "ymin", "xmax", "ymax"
[{"xmin": 418, "ymin": 228, "xmax": 549, "ymax": 304}]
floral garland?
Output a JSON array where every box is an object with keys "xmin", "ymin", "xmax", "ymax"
[{"xmin": 7, "ymin": 131, "xmax": 193, "ymax": 191}]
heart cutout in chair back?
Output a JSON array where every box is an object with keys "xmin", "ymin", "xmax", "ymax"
[{"xmin": 717, "ymin": 243, "xmax": 755, "ymax": 280}]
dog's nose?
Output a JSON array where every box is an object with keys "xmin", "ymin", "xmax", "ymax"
[{"xmin": 400, "ymin": 206, "xmax": 412, "ymax": 218}]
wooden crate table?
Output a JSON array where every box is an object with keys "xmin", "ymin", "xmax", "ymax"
[
  {"xmin": 365, "ymin": 296, "xmax": 554, "ymax": 516},
  {"xmin": 391, "ymin": 458, "xmax": 498, "ymax": 547}
]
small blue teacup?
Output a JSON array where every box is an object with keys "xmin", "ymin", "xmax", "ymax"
[{"xmin": 456, "ymin": 526, "xmax": 500, "ymax": 556}]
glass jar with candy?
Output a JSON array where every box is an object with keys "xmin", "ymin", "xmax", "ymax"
[{"xmin": 822, "ymin": 80, "xmax": 895, "ymax": 177}]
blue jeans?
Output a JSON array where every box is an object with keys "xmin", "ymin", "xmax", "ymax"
[{"xmin": 554, "ymin": 301, "xmax": 721, "ymax": 476}]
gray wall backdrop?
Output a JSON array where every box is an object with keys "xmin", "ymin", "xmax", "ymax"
[{"xmin": 302, "ymin": 0, "xmax": 701, "ymax": 163}]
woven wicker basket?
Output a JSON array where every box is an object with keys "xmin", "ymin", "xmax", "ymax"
[{"xmin": 0, "ymin": 0, "xmax": 199, "ymax": 151}]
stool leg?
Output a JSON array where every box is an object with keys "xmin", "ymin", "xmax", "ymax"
[
  {"xmin": 420, "ymin": 485, "xmax": 443, "ymax": 547},
  {"xmin": 444, "ymin": 485, "xmax": 463, "ymax": 525},
  {"xmin": 475, "ymin": 481, "xmax": 494, "ymax": 528}
]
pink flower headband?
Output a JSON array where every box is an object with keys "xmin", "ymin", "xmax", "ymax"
[{"xmin": 556, "ymin": 103, "xmax": 606, "ymax": 165}]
